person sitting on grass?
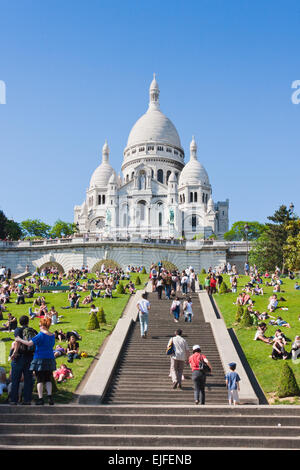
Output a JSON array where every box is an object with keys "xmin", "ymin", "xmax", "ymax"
[
  {"xmin": 0, "ymin": 313, "xmax": 18, "ymax": 332},
  {"xmin": 267, "ymin": 294, "xmax": 278, "ymax": 313},
  {"xmin": 253, "ymin": 323, "xmax": 272, "ymax": 344},
  {"xmin": 67, "ymin": 335, "xmax": 80, "ymax": 363},
  {"xmin": 104, "ymin": 286, "xmax": 113, "ymax": 298},
  {"xmin": 291, "ymin": 336, "xmax": 300, "ymax": 361},
  {"xmin": 54, "ymin": 329, "xmax": 66, "ymax": 342},
  {"xmin": 125, "ymin": 281, "xmax": 136, "ymax": 295},
  {"xmin": 270, "ymin": 336, "xmax": 289, "ymax": 360},
  {"xmin": 82, "ymin": 294, "xmax": 93, "ymax": 305}
]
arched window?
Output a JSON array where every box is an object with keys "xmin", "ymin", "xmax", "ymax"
[
  {"xmin": 138, "ymin": 200, "xmax": 146, "ymax": 221},
  {"xmin": 190, "ymin": 192, "xmax": 193, "ymax": 203},
  {"xmin": 98, "ymin": 195, "xmax": 102, "ymax": 205},
  {"xmin": 159, "ymin": 212, "xmax": 162, "ymax": 227},
  {"xmin": 126, "ymin": 174, "xmax": 129, "ymax": 183},
  {"xmin": 194, "ymin": 192, "xmax": 198, "ymax": 203},
  {"xmin": 102, "ymin": 195, "xmax": 105, "ymax": 204},
  {"xmin": 131, "ymin": 172, "xmax": 134, "ymax": 180},
  {"xmin": 192, "ymin": 215, "xmax": 197, "ymax": 231},
  {"xmin": 157, "ymin": 169, "xmax": 164, "ymax": 183},
  {"xmin": 166, "ymin": 170, "xmax": 171, "ymax": 183}
]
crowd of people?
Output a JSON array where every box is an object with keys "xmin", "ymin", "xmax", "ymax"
[
  {"xmin": 0, "ymin": 262, "xmax": 147, "ymax": 405},
  {"xmin": 0, "ymin": 259, "xmax": 299, "ymax": 406}
]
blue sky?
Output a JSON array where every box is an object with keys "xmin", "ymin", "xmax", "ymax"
[{"xmin": 0, "ymin": 0, "xmax": 299, "ymax": 227}]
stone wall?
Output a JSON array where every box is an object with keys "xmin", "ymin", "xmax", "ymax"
[{"xmin": 0, "ymin": 240, "xmax": 248, "ymax": 275}]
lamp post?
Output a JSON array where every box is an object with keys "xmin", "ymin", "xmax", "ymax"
[
  {"xmin": 289, "ymin": 202, "xmax": 294, "ymax": 215},
  {"xmin": 244, "ymin": 223, "xmax": 249, "ymax": 265}
]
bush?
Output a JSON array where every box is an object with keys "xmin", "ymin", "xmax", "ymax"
[
  {"xmin": 277, "ymin": 362, "xmax": 300, "ymax": 398},
  {"xmin": 116, "ymin": 282, "xmax": 125, "ymax": 294},
  {"xmin": 97, "ymin": 306, "xmax": 107, "ymax": 325},
  {"xmin": 141, "ymin": 267, "xmax": 147, "ymax": 274},
  {"xmin": 235, "ymin": 305, "xmax": 244, "ymax": 323},
  {"xmin": 201, "ymin": 268, "xmax": 206, "ymax": 274},
  {"xmin": 219, "ymin": 282, "xmax": 228, "ymax": 294},
  {"xmin": 135, "ymin": 275, "xmax": 141, "ymax": 286},
  {"xmin": 239, "ymin": 309, "xmax": 253, "ymax": 328},
  {"xmin": 87, "ymin": 312, "xmax": 100, "ymax": 330}
]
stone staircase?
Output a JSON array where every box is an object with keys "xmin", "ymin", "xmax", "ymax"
[
  {"xmin": 2, "ymin": 290, "xmax": 300, "ymax": 449},
  {"xmin": 1, "ymin": 405, "xmax": 300, "ymax": 449},
  {"xmin": 103, "ymin": 292, "xmax": 228, "ymax": 404}
]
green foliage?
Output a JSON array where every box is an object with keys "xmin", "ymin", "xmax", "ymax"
[
  {"xmin": 92, "ymin": 259, "xmax": 121, "ymax": 273},
  {"xmin": 283, "ymin": 220, "xmax": 300, "ymax": 271},
  {"xmin": 249, "ymin": 205, "xmax": 298, "ymax": 272},
  {"xmin": 0, "ymin": 210, "xmax": 23, "ymax": 240},
  {"xmin": 201, "ymin": 268, "xmax": 206, "ymax": 274},
  {"xmin": 97, "ymin": 306, "xmax": 107, "ymax": 325},
  {"xmin": 219, "ymin": 282, "xmax": 228, "ymax": 294},
  {"xmin": 116, "ymin": 282, "xmax": 125, "ymax": 294},
  {"xmin": 277, "ymin": 362, "xmax": 300, "ymax": 398},
  {"xmin": 87, "ymin": 312, "xmax": 100, "ymax": 330},
  {"xmin": 235, "ymin": 305, "xmax": 244, "ymax": 323},
  {"xmin": 224, "ymin": 221, "xmax": 267, "ymax": 241},
  {"xmin": 21, "ymin": 219, "xmax": 51, "ymax": 238},
  {"xmin": 141, "ymin": 267, "xmax": 147, "ymax": 274},
  {"xmin": 135, "ymin": 275, "xmax": 141, "ymax": 286},
  {"xmin": 50, "ymin": 220, "xmax": 77, "ymax": 238},
  {"xmin": 160, "ymin": 260, "xmax": 178, "ymax": 272},
  {"xmin": 239, "ymin": 309, "xmax": 253, "ymax": 328}
]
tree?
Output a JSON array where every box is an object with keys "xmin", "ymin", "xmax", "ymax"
[
  {"xmin": 5, "ymin": 219, "xmax": 23, "ymax": 240},
  {"xmin": 87, "ymin": 312, "xmax": 100, "ymax": 330},
  {"xmin": 97, "ymin": 307, "xmax": 107, "ymax": 325},
  {"xmin": 249, "ymin": 205, "xmax": 298, "ymax": 272},
  {"xmin": 283, "ymin": 220, "xmax": 300, "ymax": 272},
  {"xmin": 277, "ymin": 363, "xmax": 300, "ymax": 398},
  {"xmin": 0, "ymin": 210, "xmax": 23, "ymax": 240},
  {"xmin": 224, "ymin": 221, "xmax": 267, "ymax": 241},
  {"xmin": 239, "ymin": 309, "xmax": 253, "ymax": 328},
  {"xmin": 49, "ymin": 220, "xmax": 77, "ymax": 238},
  {"xmin": 21, "ymin": 219, "xmax": 51, "ymax": 238},
  {"xmin": 116, "ymin": 282, "xmax": 125, "ymax": 294}
]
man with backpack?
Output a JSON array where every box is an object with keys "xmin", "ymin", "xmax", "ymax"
[{"xmin": 10, "ymin": 315, "xmax": 37, "ymax": 405}]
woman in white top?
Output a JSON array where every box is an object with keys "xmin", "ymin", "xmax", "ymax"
[
  {"xmin": 170, "ymin": 297, "xmax": 181, "ymax": 322},
  {"xmin": 183, "ymin": 297, "xmax": 193, "ymax": 322}
]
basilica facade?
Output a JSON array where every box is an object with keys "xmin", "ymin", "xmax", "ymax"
[{"xmin": 74, "ymin": 76, "xmax": 229, "ymax": 240}]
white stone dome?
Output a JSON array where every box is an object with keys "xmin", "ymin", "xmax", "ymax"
[
  {"xmin": 89, "ymin": 140, "xmax": 116, "ymax": 189},
  {"xmin": 127, "ymin": 108, "xmax": 182, "ymax": 148},
  {"xmin": 179, "ymin": 136, "xmax": 210, "ymax": 187},
  {"xmin": 89, "ymin": 161, "xmax": 116, "ymax": 189},
  {"xmin": 126, "ymin": 75, "xmax": 182, "ymax": 149}
]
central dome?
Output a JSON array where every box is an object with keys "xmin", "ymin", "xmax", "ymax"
[
  {"xmin": 127, "ymin": 108, "xmax": 182, "ymax": 148},
  {"xmin": 126, "ymin": 75, "xmax": 182, "ymax": 149}
]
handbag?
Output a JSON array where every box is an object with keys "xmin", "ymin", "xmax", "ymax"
[
  {"xmin": 166, "ymin": 339, "xmax": 175, "ymax": 356},
  {"xmin": 199, "ymin": 356, "xmax": 211, "ymax": 373}
]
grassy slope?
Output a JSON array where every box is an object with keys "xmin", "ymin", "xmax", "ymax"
[
  {"xmin": 199, "ymin": 273, "xmax": 300, "ymax": 404},
  {"xmin": 0, "ymin": 272, "xmax": 148, "ymax": 403}
]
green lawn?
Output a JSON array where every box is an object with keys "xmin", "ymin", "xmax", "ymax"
[
  {"xmin": 0, "ymin": 272, "xmax": 148, "ymax": 403},
  {"xmin": 199, "ymin": 273, "xmax": 300, "ymax": 404}
]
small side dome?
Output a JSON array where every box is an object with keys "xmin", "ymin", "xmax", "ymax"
[
  {"xmin": 168, "ymin": 171, "xmax": 177, "ymax": 183},
  {"xmin": 108, "ymin": 172, "xmax": 117, "ymax": 184}
]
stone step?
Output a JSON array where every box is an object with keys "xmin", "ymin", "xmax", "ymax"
[
  {"xmin": 0, "ymin": 433, "xmax": 299, "ymax": 449},
  {"xmin": 1, "ymin": 423, "xmax": 299, "ymax": 437}
]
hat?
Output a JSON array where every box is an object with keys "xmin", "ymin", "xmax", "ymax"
[
  {"xmin": 229, "ymin": 362, "xmax": 236, "ymax": 368},
  {"xmin": 193, "ymin": 344, "xmax": 201, "ymax": 351}
]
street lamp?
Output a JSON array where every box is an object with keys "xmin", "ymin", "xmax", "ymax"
[
  {"xmin": 244, "ymin": 223, "xmax": 249, "ymax": 264},
  {"xmin": 289, "ymin": 202, "xmax": 295, "ymax": 214}
]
